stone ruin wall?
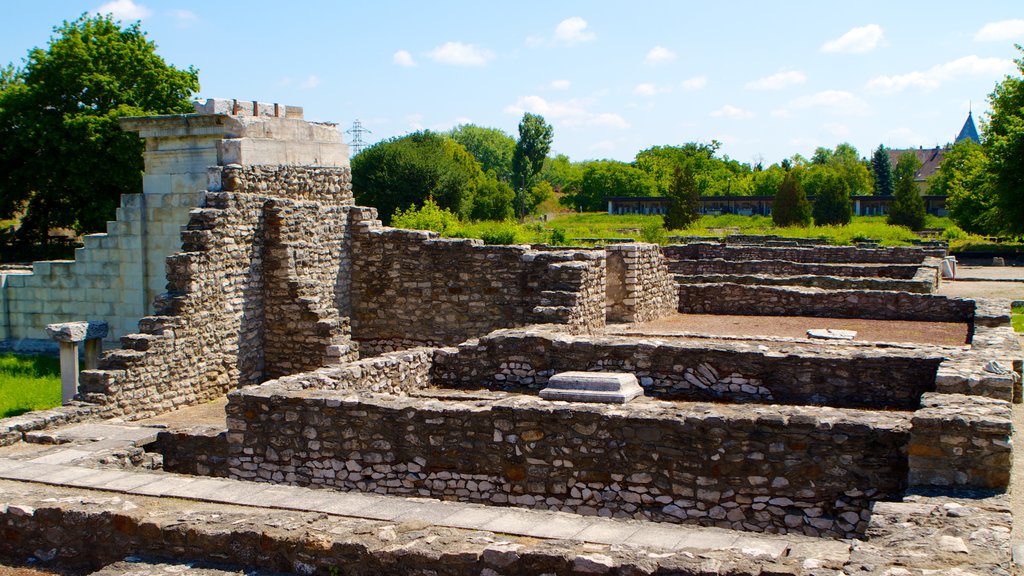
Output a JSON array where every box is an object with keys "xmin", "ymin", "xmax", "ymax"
[
  {"xmin": 604, "ymin": 243, "xmax": 678, "ymax": 323},
  {"xmin": 432, "ymin": 328, "xmax": 944, "ymax": 409},
  {"xmin": 676, "ymin": 283, "xmax": 975, "ymax": 323},
  {"xmin": 663, "ymin": 242, "xmax": 942, "ymax": 264},
  {"xmin": 350, "ymin": 230, "xmax": 606, "ymax": 356},
  {"xmin": 226, "ymin": 379, "xmax": 909, "ymax": 539},
  {"xmin": 668, "ymin": 259, "xmax": 926, "ymax": 280}
]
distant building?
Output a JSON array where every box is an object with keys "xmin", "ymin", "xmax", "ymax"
[
  {"xmin": 607, "ymin": 195, "xmax": 946, "ymax": 218},
  {"xmin": 886, "ymin": 111, "xmax": 979, "ymax": 193}
]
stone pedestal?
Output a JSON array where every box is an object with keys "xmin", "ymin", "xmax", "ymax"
[
  {"xmin": 540, "ymin": 371, "xmax": 644, "ymax": 403},
  {"xmin": 45, "ymin": 321, "xmax": 109, "ymax": 404}
]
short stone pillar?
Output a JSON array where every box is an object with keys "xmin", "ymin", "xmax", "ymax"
[{"xmin": 45, "ymin": 321, "xmax": 109, "ymax": 404}]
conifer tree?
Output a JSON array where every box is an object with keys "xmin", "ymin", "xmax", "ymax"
[
  {"xmin": 811, "ymin": 171, "xmax": 852, "ymax": 226},
  {"xmin": 871, "ymin": 144, "xmax": 894, "ymax": 196},
  {"xmin": 662, "ymin": 165, "xmax": 700, "ymax": 229},
  {"xmin": 887, "ymin": 152, "xmax": 927, "ymax": 230},
  {"xmin": 771, "ymin": 171, "xmax": 811, "ymax": 227}
]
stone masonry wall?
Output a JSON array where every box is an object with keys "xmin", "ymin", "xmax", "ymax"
[
  {"xmin": 674, "ymin": 273, "xmax": 936, "ymax": 293},
  {"xmin": 74, "ymin": 165, "xmax": 355, "ymax": 419},
  {"xmin": 350, "ymin": 228, "xmax": 606, "ymax": 354},
  {"xmin": 677, "ymin": 283, "xmax": 974, "ymax": 322},
  {"xmin": 663, "ymin": 243, "xmax": 936, "ymax": 264},
  {"xmin": 226, "ymin": 385, "xmax": 909, "ymax": 538},
  {"xmin": 432, "ymin": 328, "xmax": 943, "ymax": 409},
  {"xmin": 668, "ymin": 258, "xmax": 925, "ymax": 280},
  {"xmin": 908, "ymin": 392, "xmax": 1012, "ymax": 491},
  {"xmin": 605, "ymin": 244, "xmax": 678, "ymax": 323}
]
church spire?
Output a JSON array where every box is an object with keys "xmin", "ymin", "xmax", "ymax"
[{"xmin": 956, "ymin": 110, "xmax": 980, "ymax": 144}]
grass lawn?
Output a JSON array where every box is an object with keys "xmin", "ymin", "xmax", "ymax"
[
  {"xmin": 0, "ymin": 353, "xmax": 61, "ymax": 418},
  {"xmin": 1013, "ymin": 303, "xmax": 1023, "ymax": 333}
]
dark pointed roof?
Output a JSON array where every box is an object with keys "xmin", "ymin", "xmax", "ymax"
[{"xmin": 956, "ymin": 111, "xmax": 980, "ymax": 144}]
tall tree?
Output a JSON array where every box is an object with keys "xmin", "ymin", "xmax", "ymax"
[
  {"xmin": 772, "ymin": 171, "xmax": 812, "ymax": 227},
  {"xmin": 930, "ymin": 140, "xmax": 996, "ymax": 234},
  {"xmin": 563, "ymin": 160, "xmax": 657, "ymax": 212},
  {"xmin": 811, "ymin": 171, "xmax": 852, "ymax": 226},
  {"xmin": 0, "ymin": 14, "xmax": 198, "ymax": 244},
  {"xmin": 984, "ymin": 44, "xmax": 1024, "ymax": 235},
  {"xmin": 448, "ymin": 124, "xmax": 515, "ymax": 181},
  {"xmin": 871, "ymin": 144, "xmax": 894, "ymax": 196},
  {"xmin": 887, "ymin": 152, "xmax": 927, "ymax": 230},
  {"xmin": 352, "ymin": 131, "xmax": 485, "ymax": 223},
  {"xmin": 663, "ymin": 165, "xmax": 700, "ymax": 230},
  {"xmin": 511, "ymin": 113, "xmax": 553, "ymax": 218}
]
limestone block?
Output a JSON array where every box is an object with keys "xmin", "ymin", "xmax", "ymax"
[
  {"xmin": 46, "ymin": 321, "xmax": 109, "ymax": 343},
  {"xmin": 540, "ymin": 371, "xmax": 645, "ymax": 403}
]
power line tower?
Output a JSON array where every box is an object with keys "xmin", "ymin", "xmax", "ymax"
[{"xmin": 346, "ymin": 120, "xmax": 372, "ymax": 156}]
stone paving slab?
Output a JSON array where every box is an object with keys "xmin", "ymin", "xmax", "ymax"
[
  {"xmin": 130, "ymin": 475, "xmax": 198, "ymax": 497},
  {"xmin": 28, "ymin": 448, "xmax": 94, "ymax": 465},
  {"xmin": 572, "ymin": 520, "xmax": 642, "ymax": 544},
  {"xmin": 45, "ymin": 466, "xmax": 119, "ymax": 486},
  {"xmin": 66, "ymin": 469, "xmax": 137, "ymax": 489}
]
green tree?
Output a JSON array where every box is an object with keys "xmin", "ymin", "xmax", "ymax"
[
  {"xmin": 930, "ymin": 140, "xmax": 996, "ymax": 234},
  {"xmin": 469, "ymin": 176, "xmax": 515, "ymax": 221},
  {"xmin": 811, "ymin": 171, "xmax": 852, "ymax": 226},
  {"xmin": 511, "ymin": 113, "xmax": 553, "ymax": 218},
  {"xmin": 984, "ymin": 44, "xmax": 1024, "ymax": 235},
  {"xmin": 750, "ymin": 164, "xmax": 786, "ymax": 197},
  {"xmin": 539, "ymin": 153, "xmax": 582, "ymax": 194},
  {"xmin": 810, "ymin": 143, "xmax": 873, "ymax": 196},
  {"xmin": 663, "ymin": 165, "xmax": 700, "ymax": 229},
  {"xmin": 563, "ymin": 160, "xmax": 657, "ymax": 211},
  {"xmin": 448, "ymin": 124, "xmax": 515, "ymax": 181},
  {"xmin": 352, "ymin": 131, "xmax": 485, "ymax": 224},
  {"xmin": 871, "ymin": 144, "xmax": 894, "ymax": 196},
  {"xmin": 887, "ymin": 152, "xmax": 927, "ymax": 230},
  {"xmin": 0, "ymin": 14, "xmax": 198, "ymax": 243},
  {"xmin": 772, "ymin": 171, "xmax": 812, "ymax": 227}
]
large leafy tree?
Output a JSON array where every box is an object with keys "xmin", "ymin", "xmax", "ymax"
[
  {"xmin": 511, "ymin": 113, "xmax": 553, "ymax": 218},
  {"xmin": 930, "ymin": 140, "xmax": 996, "ymax": 234},
  {"xmin": 0, "ymin": 14, "xmax": 198, "ymax": 244},
  {"xmin": 352, "ymin": 131, "xmax": 485, "ymax": 223},
  {"xmin": 663, "ymin": 165, "xmax": 700, "ymax": 230},
  {"xmin": 810, "ymin": 143, "xmax": 873, "ymax": 196},
  {"xmin": 563, "ymin": 160, "xmax": 657, "ymax": 212},
  {"xmin": 984, "ymin": 44, "xmax": 1024, "ymax": 235},
  {"xmin": 811, "ymin": 171, "xmax": 852, "ymax": 226},
  {"xmin": 887, "ymin": 152, "xmax": 927, "ymax": 230},
  {"xmin": 448, "ymin": 124, "xmax": 515, "ymax": 181},
  {"xmin": 871, "ymin": 144, "xmax": 894, "ymax": 196},
  {"xmin": 772, "ymin": 170, "xmax": 811, "ymax": 227}
]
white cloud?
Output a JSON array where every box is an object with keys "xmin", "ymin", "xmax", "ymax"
[
  {"xmin": 745, "ymin": 70, "xmax": 806, "ymax": 91},
  {"xmin": 821, "ymin": 24, "xmax": 884, "ymax": 54},
  {"xmin": 644, "ymin": 46, "xmax": 676, "ymax": 65},
  {"xmin": 590, "ymin": 139, "xmax": 616, "ymax": 152},
  {"xmin": 428, "ymin": 42, "xmax": 494, "ymax": 66},
  {"xmin": 95, "ymin": 0, "xmax": 151, "ymax": 20},
  {"xmin": 300, "ymin": 75, "xmax": 320, "ymax": 89},
  {"xmin": 504, "ymin": 95, "xmax": 628, "ymax": 129},
  {"xmin": 867, "ymin": 55, "xmax": 1014, "ymax": 93},
  {"xmin": 975, "ymin": 19, "xmax": 1024, "ymax": 42},
  {"xmin": 550, "ymin": 79, "xmax": 571, "ymax": 90},
  {"xmin": 554, "ymin": 17, "xmax": 595, "ymax": 44},
  {"xmin": 681, "ymin": 76, "xmax": 707, "ymax": 91},
  {"xmin": 787, "ymin": 90, "xmax": 870, "ymax": 116},
  {"xmin": 710, "ymin": 104, "xmax": 754, "ymax": 119},
  {"xmin": 393, "ymin": 50, "xmax": 416, "ymax": 67},
  {"xmin": 822, "ymin": 122, "xmax": 850, "ymax": 137}
]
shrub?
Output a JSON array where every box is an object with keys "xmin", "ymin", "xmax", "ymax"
[{"xmin": 390, "ymin": 198, "xmax": 462, "ymax": 236}]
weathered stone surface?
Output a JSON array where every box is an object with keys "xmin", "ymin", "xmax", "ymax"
[{"xmin": 46, "ymin": 321, "xmax": 109, "ymax": 343}]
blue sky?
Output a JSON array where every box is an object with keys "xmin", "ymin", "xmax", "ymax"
[{"xmin": 2, "ymin": 1, "xmax": 1023, "ymax": 166}]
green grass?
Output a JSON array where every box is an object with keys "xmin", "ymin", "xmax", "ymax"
[
  {"xmin": 0, "ymin": 353, "xmax": 62, "ymax": 418},
  {"xmin": 1013, "ymin": 304, "xmax": 1024, "ymax": 333}
]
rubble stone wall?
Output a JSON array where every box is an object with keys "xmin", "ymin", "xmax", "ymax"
[
  {"xmin": 605, "ymin": 244, "xmax": 678, "ymax": 323},
  {"xmin": 908, "ymin": 392, "xmax": 1012, "ymax": 490},
  {"xmin": 663, "ymin": 243, "xmax": 939, "ymax": 264},
  {"xmin": 432, "ymin": 329, "xmax": 942, "ymax": 409},
  {"xmin": 75, "ymin": 165, "xmax": 355, "ymax": 419},
  {"xmin": 667, "ymin": 259, "xmax": 925, "ymax": 279},
  {"xmin": 226, "ymin": 385, "xmax": 909, "ymax": 538},
  {"xmin": 677, "ymin": 283, "xmax": 974, "ymax": 322},
  {"xmin": 673, "ymin": 273, "xmax": 936, "ymax": 293},
  {"xmin": 350, "ymin": 229, "xmax": 606, "ymax": 354}
]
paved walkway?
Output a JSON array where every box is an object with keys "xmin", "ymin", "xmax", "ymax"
[{"xmin": 0, "ymin": 422, "xmax": 846, "ymax": 565}]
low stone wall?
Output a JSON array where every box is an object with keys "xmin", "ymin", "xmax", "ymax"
[
  {"xmin": 156, "ymin": 427, "xmax": 229, "ymax": 477},
  {"xmin": 677, "ymin": 283, "xmax": 974, "ymax": 322},
  {"xmin": 350, "ymin": 228, "xmax": 606, "ymax": 351},
  {"xmin": 908, "ymin": 393, "xmax": 1012, "ymax": 490},
  {"xmin": 605, "ymin": 244, "xmax": 678, "ymax": 323},
  {"xmin": 674, "ymin": 273, "xmax": 935, "ymax": 293},
  {"xmin": 227, "ymin": 385, "xmax": 909, "ymax": 538},
  {"xmin": 667, "ymin": 258, "xmax": 926, "ymax": 279},
  {"xmin": 432, "ymin": 328, "xmax": 943, "ymax": 409},
  {"xmin": 663, "ymin": 243, "xmax": 940, "ymax": 264}
]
